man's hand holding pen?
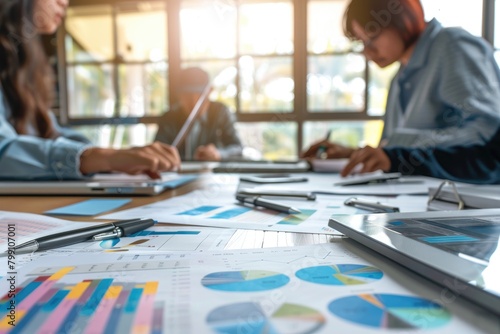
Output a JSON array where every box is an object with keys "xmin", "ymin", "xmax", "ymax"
[{"xmin": 301, "ymin": 140, "xmax": 355, "ymax": 160}]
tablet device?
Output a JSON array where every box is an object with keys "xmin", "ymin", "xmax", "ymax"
[
  {"xmin": 329, "ymin": 209, "xmax": 500, "ymax": 316},
  {"xmin": 172, "ymin": 84, "xmax": 211, "ymax": 148}
]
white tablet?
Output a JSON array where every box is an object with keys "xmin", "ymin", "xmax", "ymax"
[{"xmin": 329, "ymin": 209, "xmax": 500, "ymax": 316}]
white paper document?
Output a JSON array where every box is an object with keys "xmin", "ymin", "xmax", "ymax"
[
  {"xmin": 53, "ymin": 225, "xmax": 236, "ymax": 253},
  {"xmin": 252, "ymin": 173, "xmax": 444, "ymax": 196},
  {"xmin": 0, "ymin": 211, "xmax": 236, "ymax": 279},
  {"xmin": 0, "ymin": 210, "xmax": 95, "ymax": 251},
  {"xmin": 100, "ymin": 187, "xmax": 430, "ymax": 235},
  {"xmin": 1, "ymin": 243, "xmax": 495, "ymax": 334},
  {"xmin": 99, "ymin": 191, "xmax": 374, "ymax": 235}
]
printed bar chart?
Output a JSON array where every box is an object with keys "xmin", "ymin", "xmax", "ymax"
[{"xmin": 0, "ymin": 267, "xmax": 163, "ymax": 334}]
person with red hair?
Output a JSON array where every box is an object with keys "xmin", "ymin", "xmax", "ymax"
[{"xmin": 303, "ymin": 0, "xmax": 500, "ymax": 181}]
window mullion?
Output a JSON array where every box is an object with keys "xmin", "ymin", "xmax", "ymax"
[
  {"xmin": 294, "ymin": 0, "xmax": 307, "ymax": 153},
  {"xmin": 112, "ymin": 5, "xmax": 121, "ymax": 118}
]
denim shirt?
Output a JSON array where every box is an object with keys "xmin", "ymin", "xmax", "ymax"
[
  {"xmin": 0, "ymin": 89, "xmax": 92, "ymax": 180},
  {"xmin": 382, "ymin": 19, "xmax": 500, "ymax": 148}
]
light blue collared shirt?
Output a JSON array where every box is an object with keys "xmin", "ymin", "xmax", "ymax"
[
  {"xmin": 0, "ymin": 89, "xmax": 93, "ymax": 180},
  {"xmin": 383, "ymin": 19, "xmax": 500, "ymax": 147}
]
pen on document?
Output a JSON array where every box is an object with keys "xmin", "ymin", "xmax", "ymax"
[
  {"xmin": 316, "ymin": 130, "xmax": 332, "ymax": 159},
  {"xmin": 334, "ymin": 173, "xmax": 410, "ymax": 187},
  {"xmin": 337, "ymin": 179, "xmax": 424, "ymax": 187},
  {"xmin": 344, "ymin": 197, "xmax": 399, "ymax": 213},
  {"xmin": 236, "ymin": 190, "xmax": 316, "ymax": 201},
  {"xmin": 236, "ymin": 195, "xmax": 302, "ymax": 214},
  {"xmin": 3, "ymin": 218, "xmax": 156, "ymax": 255}
]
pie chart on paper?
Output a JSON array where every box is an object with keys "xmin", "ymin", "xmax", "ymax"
[
  {"xmin": 201, "ymin": 270, "xmax": 290, "ymax": 292},
  {"xmin": 207, "ymin": 302, "xmax": 326, "ymax": 334},
  {"xmin": 295, "ymin": 264, "xmax": 383, "ymax": 285},
  {"xmin": 328, "ymin": 293, "xmax": 451, "ymax": 329}
]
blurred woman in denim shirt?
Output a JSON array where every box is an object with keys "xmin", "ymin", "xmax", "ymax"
[{"xmin": 0, "ymin": 0, "xmax": 180, "ymax": 180}]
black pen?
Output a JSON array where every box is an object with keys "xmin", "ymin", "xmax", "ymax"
[
  {"xmin": 236, "ymin": 195, "xmax": 301, "ymax": 214},
  {"xmin": 344, "ymin": 197, "xmax": 399, "ymax": 213},
  {"xmin": 3, "ymin": 218, "xmax": 156, "ymax": 255}
]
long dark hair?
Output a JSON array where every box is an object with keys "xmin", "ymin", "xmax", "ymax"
[
  {"xmin": 0, "ymin": 0, "xmax": 56, "ymax": 138},
  {"xmin": 344, "ymin": 0, "xmax": 426, "ymax": 48}
]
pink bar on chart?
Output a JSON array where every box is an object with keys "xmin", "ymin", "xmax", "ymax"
[
  {"xmin": 131, "ymin": 282, "xmax": 159, "ymax": 334},
  {"xmin": 83, "ymin": 286, "xmax": 122, "ymax": 334},
  {"xmin": 17, "ymin": 268, "xmax": 73, "ymax": 314},
  {"xmin": 37, "ymin": 281, "xmax": 90, "ymax": 334}
]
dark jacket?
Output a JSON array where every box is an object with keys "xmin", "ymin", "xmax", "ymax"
[
  {"xmin": 384, "ymin": 126, "xmax": 500, "ymax": 184},
  {"xmin": 155, "ymin": 101, "xmax": 242, "ymax": 160}
]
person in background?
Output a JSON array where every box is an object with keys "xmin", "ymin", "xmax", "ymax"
[
  {"xmin": 0, "ymin": 0, "xmax": 180, "ymax": 180},
  {"xmin": 155, "ymin": 67, "xmax": 243, "ymax": 161},
  {"xmin": 302, "ymin": 0, "xmax": 500, "ymax": 164}
]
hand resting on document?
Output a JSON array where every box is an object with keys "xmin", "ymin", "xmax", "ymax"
[
  {"xmin": 341, "ymin": 146, "xmax": 391, "ymax": 177},
  {"xmin": 80, "ymin": 142, "xmax": 181, "ymax": 179}
]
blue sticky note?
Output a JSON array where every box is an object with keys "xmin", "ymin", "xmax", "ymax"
[{"xmin": 45, "ymin": 199, "xmax": 132, "ymax": 216}]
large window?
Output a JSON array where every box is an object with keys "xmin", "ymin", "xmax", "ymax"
[
  {"xmin": 63, "ymin": 2, "xmax": 168, "ymax": 145},
  {"xmin": 60, "ymin": 0, "xmax": 491, "ymax": 159}
]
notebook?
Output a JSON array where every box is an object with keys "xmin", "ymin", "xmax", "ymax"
[
  {"xmin": 0, "ymin": 173, "xmax": 198, "ymax": 196},
  {"xmin": 329, "ymin": 209, "xmax": 500, "ymax": 316}
]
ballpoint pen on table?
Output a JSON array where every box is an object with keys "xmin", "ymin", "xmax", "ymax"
[
  {"xmin": 4, "ymin": 218, "xmax": 156, "ymax": 255},
  {"xmin": 334, "ymin": 172, "xmax": 407, "ymax": 187},
  {"xmin": 236, "ymin": 195, "xmax": 301, "ymax": 214},
  {"xmin": 344, "ymin": 197, "xmax": 400, "ymax": 213},
  {"xmin": 236, "ymin": 189, "xmax": 316, "ymax": 201}
]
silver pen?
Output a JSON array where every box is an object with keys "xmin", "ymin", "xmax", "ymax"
[
  {"xmin": 344, "ymin": 197, "xmax": 399, "ymax": 213},
  {"xmin": 236, "ymin": 190, "xmax": 316, "ymax": 201},
  {"xmin": 236, "ymin": 195, "xmax": 301, "ymax": 214}
]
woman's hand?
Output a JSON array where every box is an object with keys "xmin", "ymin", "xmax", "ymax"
[
  {"xmin": 301, "ymin": 140, "xmax": 355, "ymax": 159},
  {"xmin": 80, "ymin": 142, "xmax": 181, "ymax": 179},
  {"xmin": 341, "ymin": 146, "xmax": 391, "ymax": 177}
]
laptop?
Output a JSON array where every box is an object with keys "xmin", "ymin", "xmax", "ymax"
[
  {"xmin": 329, "ymin": 209, "xmax": 500, "ymax": 316},
  {"xmin": 212, "ymin": 160, "xmax": 311, "ymax": 173},
  {"xmin": 179, "ymin": 160, "xmax": 311, "ymax": 173},
  {"xmin": 0, "ymin": 173, "xmax": 198, "ymax": 196}
]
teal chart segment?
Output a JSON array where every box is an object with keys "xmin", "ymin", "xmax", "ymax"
[
  {"xmin": 328, "ymin": 294, "xmax": 451, "ymax": 329},
  {"xmin": 201, "ymin": 270, "xmax": 290, "ymax": 292},
  {"xmin": 207, "ymin": 302, "xmax": 325, "ymax": 334},
  {"xmin": 295, "ymin": 264, "xmax": 383, "ymax": 285}
]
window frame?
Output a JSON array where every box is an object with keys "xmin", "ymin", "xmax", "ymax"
[{"xmin": 57, "ymin": 0, "xmax": 496, "ymax": 155}]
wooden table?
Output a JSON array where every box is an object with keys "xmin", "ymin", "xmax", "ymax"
[{"xmin": 0, "ymin": 173, "xmax": 238, "ymax": 218}]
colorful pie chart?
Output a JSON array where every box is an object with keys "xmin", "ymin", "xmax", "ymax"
[
  {"xmin": 295, "ymin": 264, "xmax": 383, "ymax": 285},
  {"xmin": 207, "ymin": 302, "xmax": 325, "ymax": 334},
  {"xmin": 201, "ymin": 270, "xmax": 290, "ymax": 292},
  {"xmin": 328, "ymin": 293, "xmax": 451, "ymax": 329}
]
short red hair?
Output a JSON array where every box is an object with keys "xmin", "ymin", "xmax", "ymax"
[{"xmin": 344, "ymin": 0, "xmax": 426, "ymax": 48}]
